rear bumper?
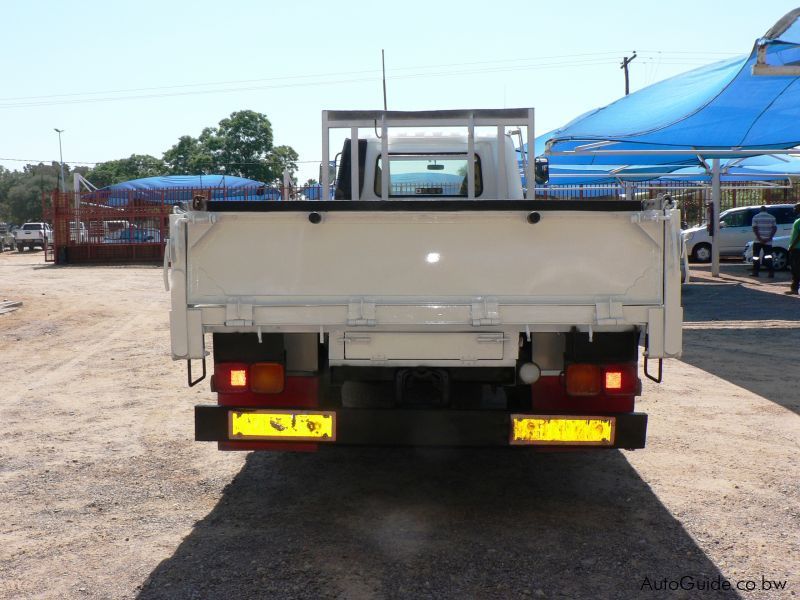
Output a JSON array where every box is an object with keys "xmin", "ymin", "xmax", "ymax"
[{"xmin": 195, "ymin": 406, "xmax": 647, "ymax": 449}]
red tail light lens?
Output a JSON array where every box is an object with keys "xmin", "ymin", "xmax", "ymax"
[
  {"xmin": 566, "ymin": 363, "xmax": 639, "ymax": 396},
  {"xmin": 215, "ymin": 362, "xmax": 249, "ymax": 393}
]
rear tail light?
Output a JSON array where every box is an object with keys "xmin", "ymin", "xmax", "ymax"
[
  {"xmin": 605, "ymin": 370, "xmax": 623, "ymax": 390},
  {"xmin": 602, "ymin": 364, "xmax": 639, "ymax": 395},
  {"xmin": 565, "ymin": 363, "xmax": 639, "ymax": 396},
  {"xmin": 565, "ymin": 364, "xmax": 601, "ymax": 396},
  {"xmin": 215, "ymin": 362, "xmax": 286, "ymax": 394},
  {"xmin": 250, "ymin": 362, "xmax": 285, "ymax": 394},
  {"xmin": 230, "ymin": 369, "xmax": 247, "ymax": 387},
  {"xmin": 215, "ymin": 362, "xmax": 249, "ymax": 393}
]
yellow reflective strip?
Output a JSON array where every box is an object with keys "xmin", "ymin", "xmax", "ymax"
[
  {"xmin": 230, "ymin": 411, "xmax": 335, "ymax": 441},
  {"xmin": 511, "ymin": 416, "xmax": 614, "ymax": 445}
]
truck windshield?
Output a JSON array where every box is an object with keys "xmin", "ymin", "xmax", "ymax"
[{"xmin": 375, "ymin": 155, "xmax": 482, "ymax": 198}]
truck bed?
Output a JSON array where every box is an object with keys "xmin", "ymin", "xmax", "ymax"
[{"xmin": 168, "ymin": 199, "xmax": 682, "ymax": 361}]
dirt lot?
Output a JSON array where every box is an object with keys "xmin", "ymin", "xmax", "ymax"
[{"xmin": 0, "ymin": 250, "xmax": 798, "ymax": 600}]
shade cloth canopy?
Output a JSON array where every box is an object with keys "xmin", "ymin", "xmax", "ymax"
[{"xmin": 527, "ymin": 8, "xmax": 800, "ymax": 183}]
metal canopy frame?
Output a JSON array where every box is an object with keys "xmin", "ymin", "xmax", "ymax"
[
  {"xmin": 321, "ymin": 109, "xmax": 536, "ymax": 203},
  {"xmin": 546, "ymin": 146, "xmax": 800, "ymax": 277}
]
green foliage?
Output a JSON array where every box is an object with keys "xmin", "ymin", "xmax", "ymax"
[
  {"xmin": 86, "ymin": 154, "xmax": 166, "ymax": 188},
  {"xmin": 0, "ymin": 163, "xmax": 62, "ymax": 223},
  {"xmin": 162, "ymin": 135, "xmax": 214, "ymax": 175},
  {"xmin": 163, "ymin": 110, "xmax": 298, "ymax": 182},
  {"xmin": 0, "ymin": 110, "xmax": 298, "ymax": 222}
]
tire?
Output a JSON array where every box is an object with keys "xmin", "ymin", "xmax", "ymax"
[
  {"xmin": 691, "ymin": 243, "xmax": 712, "ymax": 263},
  {"xmin": 17, "ymin": 243, "xmax": 24, "ymax": 252},
  {"xmin": 772, "ymin": 248, "xmax": 789, "ymax": 271}
]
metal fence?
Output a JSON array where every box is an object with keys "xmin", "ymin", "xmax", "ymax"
[
  {"xmin": 43, "ymin": 179, "xmax": 798, "ymax": 264},
  {"xmin": 532, "ymin": 179, "xmax": 799, "ymax": 226}
]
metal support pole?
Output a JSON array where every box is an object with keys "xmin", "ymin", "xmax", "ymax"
[
  {"xmin": 467, "ymin": 113, "xmax": 475, "ymax": 200},
  {"xmin": 321, "ymin": 111, "xmax": 329, "ymax": 200},
  {"xmin": 496, "ymin": 125, "xmax": 506, "ymax": 199},
  {"xmin": 350, "ymin": 126, "xmax": 359, "ymax": 201},
  {"xmin": 711, "ymin": 158, "xmax": 721, "ymax": 277},
  {"xmin": 380, "ymin": 114, "xmax": 389, "ymax": 200},
  {"xmin": 526, "ymin": 108, "xmax": 535, "ymax": 199}
]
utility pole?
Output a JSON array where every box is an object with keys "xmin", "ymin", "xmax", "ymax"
[{"xmin": 620, "ymin": 51, "xmax": 637, "ymax": 96}]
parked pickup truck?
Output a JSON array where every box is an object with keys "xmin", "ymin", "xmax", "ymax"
[
  {"xmin": 166, "ymin": 109, "xmax": 683, "ymax": 452},
  {"xmin": 15, "ymin": 222, "xmax": 51, "ymax": 252}
]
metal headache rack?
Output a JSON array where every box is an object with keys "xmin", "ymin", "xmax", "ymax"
[{"xmin": 320, "ymin": 108, "xmax": 536, "ymax": 202}]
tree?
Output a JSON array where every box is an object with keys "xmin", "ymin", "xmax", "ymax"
[
  {"xmin": 162, "ymin": 110, "xmax": 297, "ymax": 183},
  {"xmin": 163, "ymin": 135, "xmax": 214, "ymax": 175},
  {"xmin": 270, "ymin": 145, "xmax": 299, "ymax": 183},
  {"xmin": 0, "ymin": 163, "xmax": 61, "ymax": 223},
  {"xmin": 211, "ymin": 110, "xmax": 275, "ymax": 181},
  {"xmin": 86, "ymin": 154, "xmax": 166, "ymax": 188}
]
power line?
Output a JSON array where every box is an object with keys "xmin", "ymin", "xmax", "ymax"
[
  {"xmin": 0, "ymin": 51, "xmax": 744, "ymax": 109},
  {"xmin": 0, "ymin": 51, "xmax": 634, "ymax": 102}
]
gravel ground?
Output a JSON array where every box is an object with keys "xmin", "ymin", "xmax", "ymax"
[{"xmin": 0, "ymin": 251, "xmax": 798, "ymax": 600}]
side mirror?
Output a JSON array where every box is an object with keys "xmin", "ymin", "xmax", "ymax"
[{"xmin": 534, "ymin": 156, "xmax": 549, "ymax": 185}]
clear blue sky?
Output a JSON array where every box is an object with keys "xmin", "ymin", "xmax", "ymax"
[{"xmin": 2, "ymin": 0, "xmax": 798, "ymax": 183}]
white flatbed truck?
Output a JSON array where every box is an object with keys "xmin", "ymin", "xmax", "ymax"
[{"xmin": 166, "ymin": 109, "xmax": 683, "ymax": 451}]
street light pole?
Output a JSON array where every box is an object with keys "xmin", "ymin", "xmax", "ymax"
[{"xmin": 54, "ymin": 128, "xmax": 66, "ymax": 193}]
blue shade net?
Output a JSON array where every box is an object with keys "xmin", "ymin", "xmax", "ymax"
[{"xmin": 521, "ymin": 8, "xmax": 800, "ymax": 188}]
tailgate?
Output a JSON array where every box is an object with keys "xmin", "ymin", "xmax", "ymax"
[{"xmin": 181, "ymin": 208, "xmax": 665, "ymax": 304}]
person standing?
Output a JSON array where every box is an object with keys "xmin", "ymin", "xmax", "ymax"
[
  {"xmin": 786, "ymin": 202, "xmax": 800, "ymax": 295},
  {"xmin": 751, "ymin": 205, "xmax": 777, "ymax": 277}
]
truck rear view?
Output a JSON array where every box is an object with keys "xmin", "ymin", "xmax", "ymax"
[{"xmin": 166, "ymin": 109, "xmax": 683, "ymax": 451}]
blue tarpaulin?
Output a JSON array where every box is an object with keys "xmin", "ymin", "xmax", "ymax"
[
  {"xmin": 104, "ymin": 174, "xmax": 264, "ymax": 191},
  {"xmin": 92, "ymin": 174, "xmax": 279, "ymax": 206}
]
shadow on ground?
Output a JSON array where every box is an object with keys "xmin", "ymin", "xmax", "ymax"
[
  {"xmin": 139, "ymin": 449, "xmax": 738, "ymax": 599},
  {"xmin": 681, "ymin": 279, "xmax": 800, "ymax": 415}
]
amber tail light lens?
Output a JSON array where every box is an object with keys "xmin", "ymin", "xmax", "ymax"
[
  {"xmin": 565, "ymin": 364, "xmax": 602, "ymax": 396},
  {"xmin": 250, "ymin": 362, "xmax": 285, "ymax": 394}
]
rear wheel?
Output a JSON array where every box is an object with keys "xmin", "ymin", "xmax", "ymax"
[
  {"xmin": 16, "ymin": 243, "xmax": 24, "ymax": 252},
  {"xmin": 691, "ymin": 243, "xmax": 712, "ymax": 263},
  {"xmin": 772, "ymin": 248, "xmax": 789, "ymax": 271}
]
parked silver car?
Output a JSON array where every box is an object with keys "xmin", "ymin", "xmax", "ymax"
[{"xmin": 683, "ymin": 204, "xmax": 796, "ymax": 262}]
